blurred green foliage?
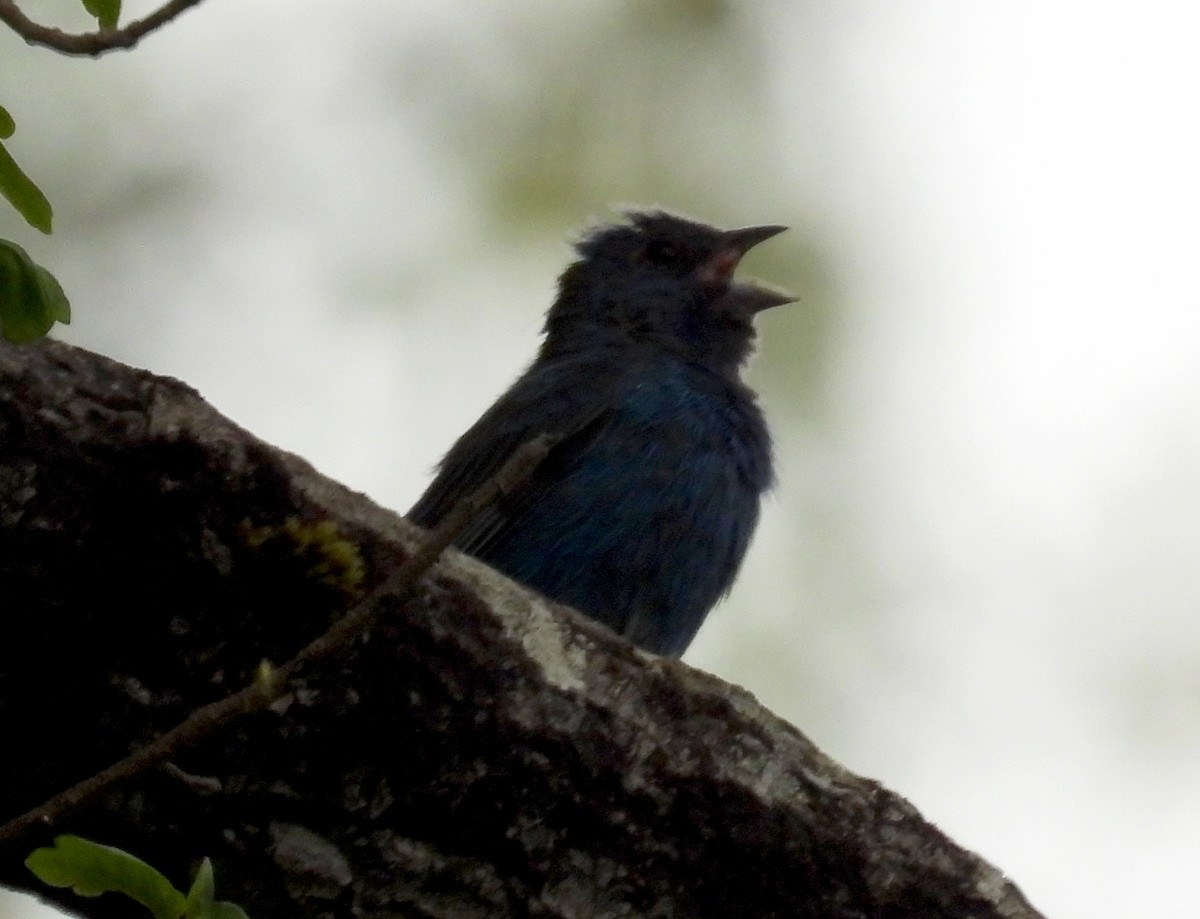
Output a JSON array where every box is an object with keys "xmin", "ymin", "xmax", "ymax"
[
  {"xmin": 0, "ymin": 238, "xmax": 70, "ymax": 343},
  {"xmin": 27, "ymin": 835, "xmax": 248, "ymax": 919},
  {"xmin": 0, "ymin": 104, "xmax": 53, "ymax": 234},
  {"xmin": 81, "ymin": 0, "xmax": 122, "ymax": 30}
]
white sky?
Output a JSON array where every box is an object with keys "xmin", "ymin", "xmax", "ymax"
[{"xmin": 759, "ymin": 4, "xmax": 1200, "ymax": 916}]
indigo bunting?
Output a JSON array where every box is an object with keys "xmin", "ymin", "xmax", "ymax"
[{"xmin": 409, "ymin": 210, "xmax": 792, "ymax": 656}]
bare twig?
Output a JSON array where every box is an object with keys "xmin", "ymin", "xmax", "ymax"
[
  {"xmin": 0, "ymin": 0, "xmax": 207, "ymax": 56},
  {"xmin": 0, "ymin": 433, "xmax": 558, "ymax": 847}
]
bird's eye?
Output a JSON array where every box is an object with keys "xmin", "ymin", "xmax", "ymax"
[{"xmin": 642, "ymin": 240, "xmax": 680, "ymax": 266}]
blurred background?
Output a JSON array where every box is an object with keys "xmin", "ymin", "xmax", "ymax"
[{"xmin": 4, "ymin": 1, "xmax": 1200, "ymax": 916}]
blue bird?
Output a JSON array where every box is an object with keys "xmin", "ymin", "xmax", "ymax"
[{"xmin": 409, "ymin": 210, "xmax": 792, "ymax": 656}]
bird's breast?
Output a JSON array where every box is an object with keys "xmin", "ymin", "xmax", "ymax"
[{"xmin": 615, "ymin": 364, "xmax": 772, "ymax": 491}]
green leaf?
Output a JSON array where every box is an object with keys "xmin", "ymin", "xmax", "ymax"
[
  {"xmin": 183, "ymin": 858, "xmax": 214, "ymax": 916},
  {"xmin": 0, "ymin": 138, "xmax": 53, "ymax": 233},
  {"xmin": 205, "ymin": 904, "xmax": 252, "ymax": 919},
  {"xmin": 0, "ymin": 105, "xmax": 14, "ymax": 140},
  {"xmin": 184, "ymin": 859, "xmax": 251, "ymax": 919},
  {"xmin": 27, "ymin": 835, "xmax": 187, "ymax": 919},
  {"xmin": 81, "ymin": 0, "xmax": 121, "ymax": 29},
  {"xmin": 0, "ymin": 239, "xmax": 71, "ymax": 343}
]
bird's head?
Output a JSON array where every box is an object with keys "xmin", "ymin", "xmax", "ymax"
[{"xmin": 543, "ymin": 210, "xmax": 794, "ymax": 374}]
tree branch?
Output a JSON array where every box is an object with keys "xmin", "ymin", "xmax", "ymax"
[
  {"xmin": 0, "ymin": 427, "xmax": 556, "ymax": 848},
  {"xmin": 0, "ymin": 338, "xmax": 1046, "ymax": 918},
  {"xmin": 0, "ymin": 0, "xmax": 207, "ymax": 56}
]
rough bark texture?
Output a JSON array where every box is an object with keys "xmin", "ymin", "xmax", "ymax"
[{"xmin": 0, "ymin": 339, "xmax": 1044, "ymax": 919}]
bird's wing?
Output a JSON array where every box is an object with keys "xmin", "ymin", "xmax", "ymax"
[{"xmin": 406, "ymin": 358, "xmax": 621, "ymax": 555}]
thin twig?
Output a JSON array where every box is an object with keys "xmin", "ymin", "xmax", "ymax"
[
  {"xmin": 0, "ymin": 433, "xmax": 558, "ymax": 847},
  {"xmin": 0, "ymin": 0, "xmax": 207, "ymax": 56}
]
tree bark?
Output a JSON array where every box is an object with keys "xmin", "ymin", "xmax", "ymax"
[{"xmin": 0, "ymin": 339, "xmax": 1044, "ymax": 919}]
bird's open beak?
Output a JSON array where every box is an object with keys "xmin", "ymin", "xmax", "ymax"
[
  {"xmin": 701, "ymin": 224, "xmax": 796, "ymax": 314},
  {"xmin": 721, "ymin": 224, "xmax": 789, "ymax": 252}
]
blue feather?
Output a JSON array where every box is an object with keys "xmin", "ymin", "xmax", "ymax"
[{"xmin": 410, "ymin": 210, "xmax": 790, "ymax": 656}]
